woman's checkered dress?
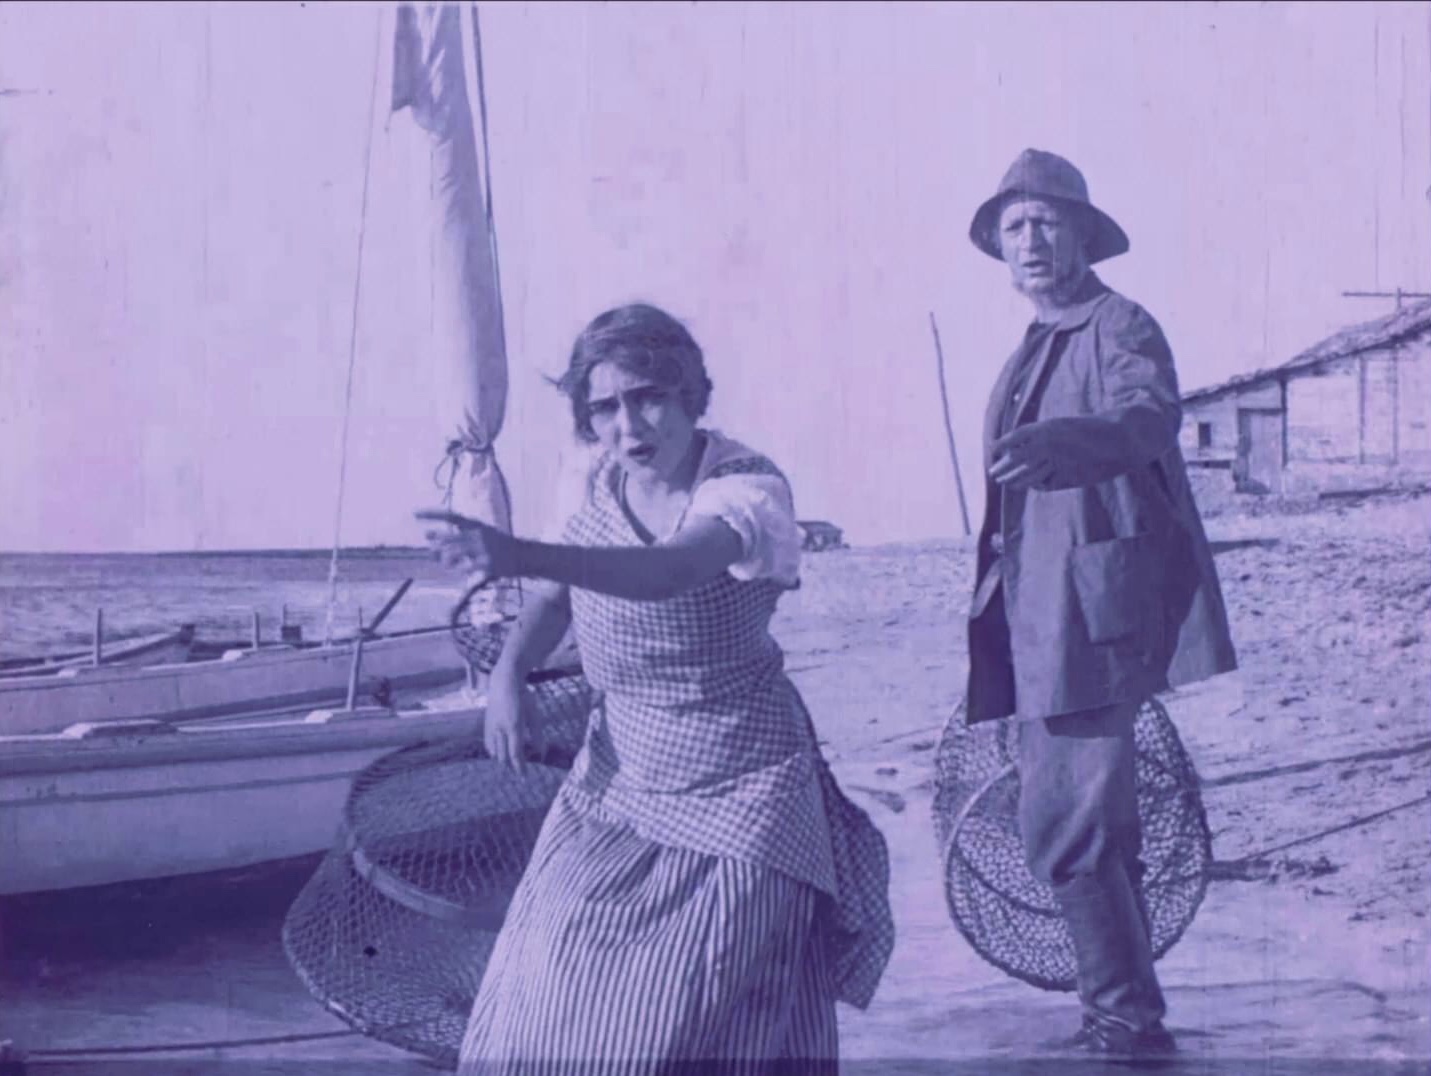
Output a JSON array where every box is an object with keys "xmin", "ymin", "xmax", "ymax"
[{"xmin": 457, "ymin": 446, "xmax": 894, "ymax": 1074}]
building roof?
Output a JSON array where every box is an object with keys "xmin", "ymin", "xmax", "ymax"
[{"xmin": 1183, "ymin": 296, "xmax": 1431, "ymax": 404}]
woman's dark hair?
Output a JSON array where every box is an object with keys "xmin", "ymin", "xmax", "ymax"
[{"xmin": 555, "ymin": 303, "xmax": 714, "ymax": 443}]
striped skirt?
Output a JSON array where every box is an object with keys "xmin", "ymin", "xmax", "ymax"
[{"xmin": 457, "ymin": 787, "xmax": 839, "ymax": 1075}]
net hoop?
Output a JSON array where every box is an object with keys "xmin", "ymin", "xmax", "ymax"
[{"xmin": 933, "ymin": 695, "xmax": 1213, "ymax": 992}]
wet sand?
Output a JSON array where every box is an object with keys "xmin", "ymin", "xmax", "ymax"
[{"xmin": 3, "ymin": 492, "xmax": 1428, "ymax": 1073}]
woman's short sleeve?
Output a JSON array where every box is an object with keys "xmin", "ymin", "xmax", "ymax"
[{"xmin": 687, "ymin": 472, "xmax": 802, "ymax": 585}]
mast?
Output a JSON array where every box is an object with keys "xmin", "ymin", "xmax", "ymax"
[{"xmin": 322, "ymin": 7, "xmax": 386, "ymax": 646}]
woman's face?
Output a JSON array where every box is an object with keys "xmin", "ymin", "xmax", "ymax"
[{"xmin": 586, "ymin": 361, "xmax": 698, "ymax": 486}]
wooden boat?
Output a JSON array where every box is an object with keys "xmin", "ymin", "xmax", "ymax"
[
  {"xmin": 0, "ymin": 625, "xmax": 197, "ymax": 680},
  {"xmin": 0, "ymin": 7, "xmax": 534, "ymax": 903},
  {"xmin": 0, "ymin": 701, "xmax": 484, "ymax": 896},
  {"xmin": 0, "ymin": 624, "xmax": 469, "ymax": 736}
]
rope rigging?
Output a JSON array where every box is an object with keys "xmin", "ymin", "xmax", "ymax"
[{"xmin": 322, "ymin": 6, "xmax": 386, "ymax": 647}]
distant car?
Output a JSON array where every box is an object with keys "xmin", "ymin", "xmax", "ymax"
[{"xmin": 797, "ymin": 520, "xmax": 847, "ymax": 552}]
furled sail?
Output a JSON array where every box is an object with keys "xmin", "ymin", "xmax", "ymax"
[
  {"xmin": 392, "ymin": 3, "xmax": 522, "ymax": 640},
  {"xmin": 391, "ymin": 2, "xmax": 511, "ymax": 539}
]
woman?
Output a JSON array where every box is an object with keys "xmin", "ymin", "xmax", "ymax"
[{"xmin": 419, "ymin": 302, "xmax": 893, "ymax": 1074}]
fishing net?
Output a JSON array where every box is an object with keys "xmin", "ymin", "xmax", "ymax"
[
  {"xmin": 931, "ymin": 696, "xmax": 1211, "ymax": 992},
  {"xmin": 449, "ymin": 575, "xmax": 522, "ymax": 676},
  {"xmin": 282, "ymin": 667, "xmax": 596, "ymax": 1068}
]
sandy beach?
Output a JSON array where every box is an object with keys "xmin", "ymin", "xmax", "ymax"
[{"xmin": 2, "ymin": 490, "xmax": 1428, "ymax": 1074}]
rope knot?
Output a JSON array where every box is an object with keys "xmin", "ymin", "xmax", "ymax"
[{"xmin": 434, "ymin": 427, "xmax": 497, "ymax": 507}]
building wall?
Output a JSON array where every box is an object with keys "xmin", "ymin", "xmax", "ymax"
[
  {"xmin": 1281, "ymin": 340, "xmax": 1431, "ymax": 469},
  {"xmin": 1282, "ymin": 460, "xmax": 1431, "ymax": 494},
  {"xmin": 1285, "ymin": 357, "xmax": 1360, "ymax": 462},
  {"xmin": 1280, "ymin": 335, "xmax": 1431, "ymax": 491},
  {"xmin": 1396, "ymin": 336, "xmax": 1431, "ymax": 466},
  {"xmin": 1181, "ymin": 331, "xmax": 1431, "ymax": 495},
  {"xmin": 1361, "ymin": 353, "xmax": 1398, "ymax": 461},
  {"xmin": 1181, "ymin": 379, "xmax": 1282, "ymax": 464}
]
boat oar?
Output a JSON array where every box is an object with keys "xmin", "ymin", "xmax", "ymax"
[{"xmin": 363, "ymin": 578, "xmax": 414, "ymax": 639}]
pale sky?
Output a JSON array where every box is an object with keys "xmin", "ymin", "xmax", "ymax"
[{"xmin": 1, "ymin": 1, "xmax": 1427, "ymax": 552}]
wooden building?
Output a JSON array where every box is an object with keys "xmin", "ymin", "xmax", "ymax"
[
  {"xmin": 797, "ymin": 520, "xmax": 848, "ymax": 552},
  {"xmin": 1181, "ymin": 299, "xmax": 1431, "ymax": 495}
]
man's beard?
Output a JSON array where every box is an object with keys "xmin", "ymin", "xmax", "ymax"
[{"xmin": 1016, "ymin": 261, "xmax": 1089, "ymax": 307}]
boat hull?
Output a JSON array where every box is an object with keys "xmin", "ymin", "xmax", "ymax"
[{"xmin": 0, "ymin": 704, "xmax": 486, "ymax": 896}]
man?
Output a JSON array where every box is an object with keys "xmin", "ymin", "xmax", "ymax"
[{"xmin": 964, "ymin": 149, "xmax": 1237, "ymax": 1058}]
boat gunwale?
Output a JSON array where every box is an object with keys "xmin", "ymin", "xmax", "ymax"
[
  {"xmin": 0, "ymin": 626, "xmax": 195, "ymax": 669},
  {"xmin": 0, "ymin": 705, "xmax": 486, "ymax": 777},
  {"xmin": 0, "ymin": 623, "xmax": 462, "ymax": 693}
]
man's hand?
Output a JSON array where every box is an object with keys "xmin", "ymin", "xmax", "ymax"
[{"xmin": 989, "ymin": 424, "xmax": 1060, "ymax": 490}]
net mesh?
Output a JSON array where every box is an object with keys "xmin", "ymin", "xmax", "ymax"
[
  {"xmin": 281, "ymin": 669, "xmax": 595, "ymax": 1068},
  {"xmin": 448, "ymin": 577, "xmax": 520, "ymax": 677},
  {"xmin": 931, "ymin": 696, "xmax": 1212, "ymax": 992}
]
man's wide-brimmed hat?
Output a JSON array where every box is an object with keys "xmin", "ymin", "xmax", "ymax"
[{"xmin": 969, "ymin": 148, "xmax": 1130, "ymax": 264}]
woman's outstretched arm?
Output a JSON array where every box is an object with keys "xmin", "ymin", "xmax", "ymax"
[{"xmin": 420, "ymin": 510, "xmax": 744, "ymax": 602}]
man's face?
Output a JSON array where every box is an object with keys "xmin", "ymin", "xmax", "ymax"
[{"xmin": 996, "ymin": 197, "xmax": 1089, "ymax": 299}]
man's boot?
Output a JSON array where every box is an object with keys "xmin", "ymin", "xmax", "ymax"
[{"xmin": 1053, "ymin": 858, "xmax": 1176, "ymax": 1060}]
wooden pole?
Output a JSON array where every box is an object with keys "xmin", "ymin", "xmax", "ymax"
[
  {"xmin": 365, "ymin": 578, "xmax": 414, "ymax": 638},
  {"xmin": 1358, "ymin": 355, "xmax": 1368, "ymax": 464},
  {"xmin": 251, "ymin": 610, "xmax": 261, "ymax": 650},
  {"xmin": 930, "ymin": 312, "xmax": 973, "ymax": 538},
  {"xmin": 93, "ymin": 608, "xmax": 104, "ymax": 667},
  {"xmin": 345, "ymin": 610, "xmax": 365, "ymax": 711},
  {"xmin": 1391, "ymin": 345, "xmax": 1401, "ymax": 463}
]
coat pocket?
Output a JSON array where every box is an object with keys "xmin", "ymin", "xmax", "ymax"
[{"xmin": 1067, "ymin": 534, "xmax": 1155, "ymax": 645}]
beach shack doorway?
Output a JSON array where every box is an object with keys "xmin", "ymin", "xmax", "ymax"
[{"xmin": 1235, "ymin": 408, "xmax": 1284, "ymax": 494}]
